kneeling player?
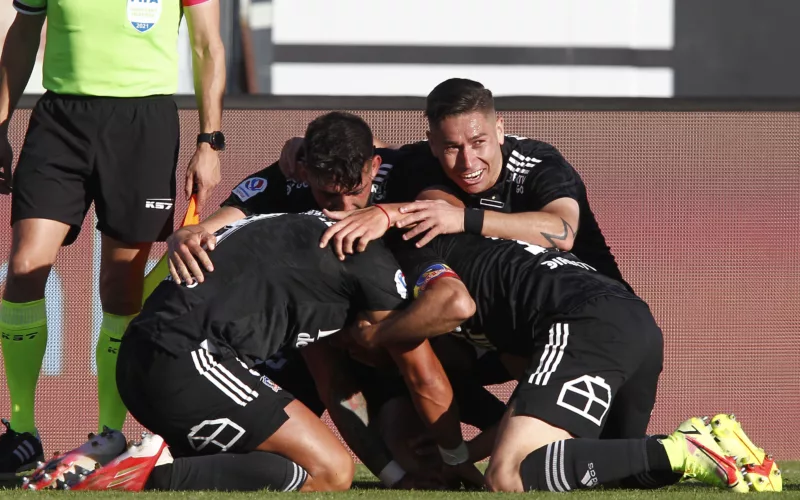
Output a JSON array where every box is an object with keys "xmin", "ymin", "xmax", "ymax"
[
  {"xmin": 43, "ymin": 211, "xmax": 473, "ymax": 492},
  {"xmin": 355, "ymin": 207, "xmax": 751, "ymax": 493}
]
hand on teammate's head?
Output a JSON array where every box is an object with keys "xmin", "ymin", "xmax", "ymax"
[{"xmin": 166, "ymin": 225, "xmax": 217, "ymax": 285}]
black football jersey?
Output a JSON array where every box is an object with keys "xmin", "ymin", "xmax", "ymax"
[
  {"xmin": 385, "ymin": 137, "xmax": 630, "ymax": 289},
  {"xmin": 127, "ymin": 212, "xmax": 409, "ymax": 366},
  {"xmin": 388, "ymin": 232, "xmax": 640, "ymax": 356}
]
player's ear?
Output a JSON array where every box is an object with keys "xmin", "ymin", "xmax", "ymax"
[
  {"xmin": 369, "ymin": 155, "xmax": 382, "ymax": 178},
  {"xmin": 496, "ymin": 115, "xmax": 505, "ymax": 144}
]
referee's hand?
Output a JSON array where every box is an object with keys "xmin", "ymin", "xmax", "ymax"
[
  {"xmin": 185, "ymin": 144, "xmax": 221, "ymax": 214},
  {"xmin": 0, "ymin": 135, "xmax": 12, "ymax": 195}
]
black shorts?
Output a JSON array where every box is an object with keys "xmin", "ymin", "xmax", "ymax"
[
  {"xmin": 511, "ymin": 295, "xmax": 663, "ymax": 439},
  {"xmin": 117, "ymin": 337, "xmax": 294, "ymax": 457},
  {"xmin": 11, "ymin": 92, "xmax": 178, "ymax": 245}
]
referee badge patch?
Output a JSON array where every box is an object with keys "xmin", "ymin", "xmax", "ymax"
[{"xmin": 127, "ymin": 0, "xmax": 162, "ymax": 33}]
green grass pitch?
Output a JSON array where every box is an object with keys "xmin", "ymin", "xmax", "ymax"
[{"xmin": 2, "ymin": 462, "xmax": 799, "ymax": 498}]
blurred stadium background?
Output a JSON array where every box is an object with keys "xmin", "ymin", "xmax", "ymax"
[{"xmin": 1, "ymin": 0, "xmax": 798, "ymax": 462}]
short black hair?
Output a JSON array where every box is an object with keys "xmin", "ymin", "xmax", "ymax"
[
  {"xmin": 425, "ymin": 78, "xmax": 495, "ymax": 127},
  {"xmin": 302, "ymin": 112, "xmax": 374, "ymax": 192}
]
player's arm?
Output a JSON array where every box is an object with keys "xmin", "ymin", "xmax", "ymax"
[
  {"xmin": 166, "ymin": 205, "xmax": 245, "ymax": 284},
  {"xmin": 479, "ymin": 197, "xmax": 579, "ymax": 250},
  {"xmin": 356, "ymin": 276, "xmax": 474, "ymax": 348},
  {"xmin": 397, "ymin": 190, "xmax": 579, "ymax": 250},
  {"xmin": 167, "ymin": 165, "xmax": 278, "ymax": 283},
  {"xmin": 301, "ymin": 341, "xmax": 412, "ymax": 489},
  {"xmin": 0, "ymin": 9, "xmax": 45, "ymax": 193},
  {"xmin": 183, "ymin": 0, "xmax": 226, "ymax": 212},
  {"xmin": 398, "ymin": 154, "xmax": 582, "ymax": 250},
  {"xmin": 362, "ymin": 311, "xmax": 483, "ymax": 488}
]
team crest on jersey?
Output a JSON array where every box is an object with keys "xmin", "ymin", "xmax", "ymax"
[
  {"xmin": 127, "ymin": 0, "xmax": 162, "ymax": 33},
  {"xmin": 394, "ymin": 270, "xmax": 408, "ymax": 299},
  {"xmin": 233, "ymin": 177, "xmax": 268, "ymax": 202}
]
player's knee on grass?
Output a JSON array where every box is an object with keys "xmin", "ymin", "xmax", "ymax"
[
  {"xmin": 485, "ymin": 461, "xmax": 525, "ymax": 493},
  {"xmin": 268, "ymin": 401, "xmax": 355, "ymax": 492},
  {"xmin": 487, "ymin": 412, "xmax": 573, "ymax": 492},
  {"xmin": 307, "ymin": 444, "xmax": 354, "ymax": 491}
]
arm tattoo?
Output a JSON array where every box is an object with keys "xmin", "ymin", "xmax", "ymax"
[{"xmin": 540, "ymin": 218, "xmax": 575, "ymax": 249}]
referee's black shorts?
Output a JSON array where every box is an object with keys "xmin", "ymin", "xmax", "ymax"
[{"xmin": 11, "ymin": 91, "xmax": 178, "ymax": 245}]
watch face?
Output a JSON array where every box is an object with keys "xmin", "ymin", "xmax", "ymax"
[{"xmin": 212, "ymin": 132, "xmax": 226, "ymax": 150}]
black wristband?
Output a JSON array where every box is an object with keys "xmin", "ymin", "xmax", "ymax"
[{"xmin": 464, "ymin": 208, "xmax": 485, "ymax": 235}]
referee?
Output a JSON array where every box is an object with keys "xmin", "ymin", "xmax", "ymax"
[{"xmin": 0, "ymin": 0, "xmax": 225, "ymax": 477}]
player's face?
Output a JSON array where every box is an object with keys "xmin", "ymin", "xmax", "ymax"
[
  {"xmin": 427, "ymin": 111, "xmax": 505, "ymax": 195},
  {"xmin": 304, "ymin": 156, "xmax": 382, "ymax": 211}
]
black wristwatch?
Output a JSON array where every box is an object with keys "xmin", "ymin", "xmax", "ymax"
[{"xmin": 197, "ymin": 131, "xmax": 226, "ymax": 151}]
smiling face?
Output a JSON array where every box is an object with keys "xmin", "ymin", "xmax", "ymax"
[{"xmin": 426, "ymin": 110, "xmax": 505, "ymax": 195}]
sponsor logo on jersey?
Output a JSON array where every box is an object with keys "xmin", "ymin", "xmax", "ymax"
[
  {"xmin": 318, "ymin": 328, "xmax": 340, "ymax": 338},
  {"xmin": 295, "ymin": 327, "xmax": 341, "ymax": 348},
  {"xmin": 233, "ymin": 177, "xmax": 268, "ymax": 202},
  {"xmin": 394, "ymin": 270, "xmax": 408, "ymax": 299},
  {"xmin": 127, "ymin": 0, "xmax": 162, "ymax": 33},
  {"xmin": 145, "ymin": 198, "xmax": 174, "ymax": 210},
  {"xmin": 540, "ymin": 256, "xmax": 597, "ymax": 272},
  {"xmin": 413, "ymin": 263, "xmax": 458, "ymax": 298},
  {"xmin": 286, "ymin": 179, "xmax": 309, "ymax": 196}
]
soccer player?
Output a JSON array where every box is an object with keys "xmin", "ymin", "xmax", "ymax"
[
  {"xmin": 65, "ymin": 210, "xmax": 476, "ymax": 492},
  {"xmin": 351, "ymin": 196, "xmax": 749, "ymax": 493},
  {"xmin": 0, "ymin": 0, "xmax": 225, "ymax": 476},
  {"xmin": 315, "ymin": 78, "xmax": 632, "ymax": 292},
  {"xmin": 165, "ymin": 111, "xmax": 504, "ymax": 488}
]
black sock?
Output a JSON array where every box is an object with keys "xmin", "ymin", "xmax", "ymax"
[
  {"xmin": 520, "ymin": 437, "xmax": 674, "ymax": 492},
  {"xmin": 619, "ymin": 436, "xmax": 682, "ymax": 489},
  {"xmin": 144, "ymin": 452, "xmax": 307, "ymax": 491}
]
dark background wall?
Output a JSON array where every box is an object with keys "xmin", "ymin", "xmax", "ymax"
[{"xmin": 674, "ymin": 0, "xmax": 800, "ymax": 97}]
